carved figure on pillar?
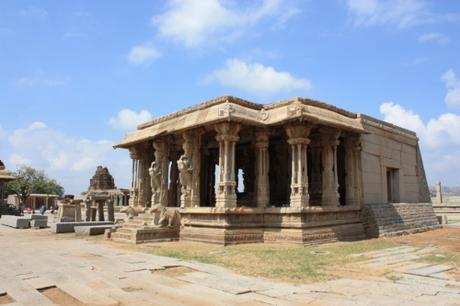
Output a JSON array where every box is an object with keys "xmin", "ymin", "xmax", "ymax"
[
  {"xmin": 321, "ymin": 129, "xmax": 341, "ymax": 207},
  {"xmin": 149, "ymin": 161, "xmax": 162, "ymax": 206},
  {"xmin": 177, "ymin": 155, "xmax": 193, "ymax": 207},
  {"xmin": 151, "ymin": 140, "xmax": 169, "ymax": 207},
  {"xmin": 215, "ymin": 122, "xmax": 240, "ymax": 208},
  {"xmin": 286, "ymin": 123, "xmax": 311, "ymax": 207}
]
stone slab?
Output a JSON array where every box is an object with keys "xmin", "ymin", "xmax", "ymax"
[
  {"xmin": 0, "ymin": 215, "xmax": 30, "ymax": 229},
  {"xmin": 75, "ymin": 225, "xmax": 114, "ymax": 236},
  {"xmin": 405, "ymin": 264, "xmax": 454, "ymax": 277},
  {"xmin": 30, "ymin": 219, "xmax": 47, "ymax": 229},
  {"xmin": 50, "ymin": 221, "xmax": 113, "ymax": 233}
]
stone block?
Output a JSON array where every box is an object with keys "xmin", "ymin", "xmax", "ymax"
[
  {"xmin": 59, "ymin": 216, "xmax": 75, "ymax": 222},
  {"xmin": 50, "ymin": 221, "xmax": 113, "ymax": 233},
  {"xmin": 30, "ymin": 214, "xmax": 47, "ymax": 221},
  {"xmin": 30, "ymin": 219, "xmax": 47, "ymax": 229},
  {"xmin": 75, "ymin": 225, "xmax": 114, "ymax": 236},
  {"xmin": 0, "ymin": 215, "xmax": 30, "ymax": 229}
]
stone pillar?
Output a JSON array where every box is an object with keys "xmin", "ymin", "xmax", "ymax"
[
  {"xmin": 255, "ymin": 129, "xmax": 269, "ymax": 208},
  {"xmin": 286, "ymin": 123, "xmax": 311, "ymax": 207},
  {"xmin": 321, "ymin": 129, "xmax": 341, "ymax": 207},
  {"xmin": 150, "ymin": 139, "xmax": 169, "ymax": 207},
  {"xmin": 310, "ymin": 134, "xmax": 322, "ymax": 205},
  {"xmin": 435, "ymin": 181, "xmax": 443, "ymax": 203},
  {"xmin": 215, "ymin": 122, "xmax": 240, "ymax": 208},
  {"xmin": 345, "ymin": 135, "xmax": 362, "ymax": 206},
  {"xmin": 107, "ymin": 199, "xmax": 114, "ymax": 222},
  {"xmin": 128, "ymin": 148, "xmax": 139, "ymax": 207},
  {"xmin": 97, "ymin": 201, "xmax": 104, "ymax": 221},
  {"xmin": 178, "ymin": 132, "xmax": 193, "ymax": 208},
  {"xmin": 143, "ymin": 142, "xmax": 154, "ymax": 207},
  {"xmin": 85, "ymin": 199, "xmax": 91, "ymax": 221},
  {"xmin": 191, "ymin": 131, "xmax": 202, "ymax": 207},
  {"xmin": 137, "ymin": 146, "xmax": 146, "ymax": 207}
]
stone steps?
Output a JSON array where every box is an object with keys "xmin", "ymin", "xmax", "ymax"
[{"xmin": 362, "ymin": 202, "xmax": 441, "ymax": 238}]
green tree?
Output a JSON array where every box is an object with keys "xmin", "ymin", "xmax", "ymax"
[{"xmin": 4, "ymin": 166, "xmax": 64, "ymax": 206}]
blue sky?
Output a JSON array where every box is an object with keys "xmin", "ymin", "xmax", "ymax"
[{"xmin": 0, "ymin": 0, "xmax": 459, "ymax": 194}]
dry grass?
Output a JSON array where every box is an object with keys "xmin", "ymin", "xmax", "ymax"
[
  {"xmin": 143, "ymin": 240, "xmax": 399, "ymax": 283},
  {"xmin": 91, "ymin": 228, "xmax": 460, "ymax": 283}
]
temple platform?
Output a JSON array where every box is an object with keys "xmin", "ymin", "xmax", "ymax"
[
  {"xmin": 179, "ymin": 206, "xmax": 365, "ymax": 245},
  {"xmin": 111, "ymin": 213, "xmax": 179, "ymax": 244}
]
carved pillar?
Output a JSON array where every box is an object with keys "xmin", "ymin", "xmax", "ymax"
[
  {"xmin": 310, "ymin": 134, "xmax": 322, "ymax": 205},
  {"xmin": 141, "ymin": 142, "xmax": 154, "ymax": 207},
  {"xmin": 128, "ymin": 148, "xmax": 139, "ymax": 207},
  {"xmin": 286, "ymin": 123, "xmax": 311, "ymax": 207},
  {"xmin": 255, "ymin": 129, "xmax": 269, "ymax": 208},
  {"xmin": 150, "ymin": 139, "xmax": 169, "ymax": 207},
  {"xmin": 178, "ymin": 130, "xmax": 202, "ymax": 208},
  {"xmin": 137, "ymin": 145, "xmax": 147, "ymax": 207},
  {"xmin": 215, "ymin": 123, "xmax": 240, "ymax": 208},
  {"xmin": 345, "ymin": 136, "xmax": 360, "ymax": 206},
  {"xmin": 321, "ymin": 129, "xmax": 341, "ymax": 207},
  {"xmin": 191, "ymin": 131, "xmax": 202, "ymax": 207}
]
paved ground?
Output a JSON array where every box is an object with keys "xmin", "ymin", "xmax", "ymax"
[{"xmin": 0, "ymin": 225, "xmax": 459, "ymax": 306}]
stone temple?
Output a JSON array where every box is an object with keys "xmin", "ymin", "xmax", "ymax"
[
  {"xmin": 89, "ymin": 166, "xmax": 116, "ymax": 190},
  {"xmin": 110, "ymin": 96, "xmax": 439, "ymax": 245}
]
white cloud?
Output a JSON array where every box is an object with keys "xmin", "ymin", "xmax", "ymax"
[
  {"xmin": 109, "ymin": 109, "xmax": 153, "ymax": 131},
  {"xmin": 18, "ymin": 6, "xmax": 48, "ymax": 21},
  {"xmin": 128, "ymin": 43, "xmax": 161, "ymax": 64},
  {"xmin": 206, "ymin": 58, "xmax": 311, "ymax": 97},
  {"xmin": 346, "ymin": 0, "xmax": 428, "ymax": 28},
  {"xmin": 13, "ymin": 76, "xmax": 70, "ymax": 88},
  {"xmin": 152, "ymin": 0, "xmax": 293, "ymax": 48},
  {"xmin": 1, "ymin": 122, "xmax": 131, "ymax": 194},
  {"xmin": 418, "ymin": 32, "xmax": 450, "ymax": 44},
  {"xmin": 380, "ymin": 102, "xmax": 460, "ymax": 185},
  {"xmin": 442, "ymin": 69, "xmax": 460, "ymax": 108}
]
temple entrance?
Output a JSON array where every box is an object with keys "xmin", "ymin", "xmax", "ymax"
[
  {"xmin": 168, "ymin": 147, "xmax": 181, "ymax": 207},
  {"xmin": 386, "ymin": 168, "xmax": 400, "ymax": 203},
  {"xmin": 200, "ymin": 131, "xmax": 218, "ymax": 207},
  {"xmin": 235, "ymin": 142, "xmax": 255, "ymax": 207},
  {"xmin": 268, "ymin": 133, "xmax": 290, "ymax": 207}
]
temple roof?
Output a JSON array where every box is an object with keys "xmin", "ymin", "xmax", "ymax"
[
  {"xmin": 0, "ymin": 160, "xmax": 16, "ymax": 182},
  {"xmin": 113, "ymin": 96, "xmax": 414, "ymax": 149}
]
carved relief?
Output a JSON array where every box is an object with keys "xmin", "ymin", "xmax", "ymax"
[
  {"xmin": 178, "ymin": 155, "xmax": 193, "ymax": 206},
  {"xmin": 149, "ymin": 161, "xmax": 162, "ymax": 206}
]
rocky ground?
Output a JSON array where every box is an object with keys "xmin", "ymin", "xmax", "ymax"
[{"xmin": 0, "ymin": 224, "xmax": 459, "ymax": 305}]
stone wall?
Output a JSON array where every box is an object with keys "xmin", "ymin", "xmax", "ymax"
[
  {"xmin": 360, "ymin": 115, "xmax": 423, "ymax": 205},
  {"xmin": 362, "ymin": 202, "xmax": 440, "ymax": 238}
]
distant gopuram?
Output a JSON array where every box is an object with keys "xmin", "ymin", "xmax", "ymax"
[
  {"xmin": 89, "ymin": 166, "xmax": 116, "ymax": 190},
  {"xmin": 111, "ymin": 96, "xmax": 439, "ymax": 245}
]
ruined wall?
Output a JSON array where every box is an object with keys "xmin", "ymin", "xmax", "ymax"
[{"xmin": 359, "ymin": 115, "xmax": 425, "ymax": 205}]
